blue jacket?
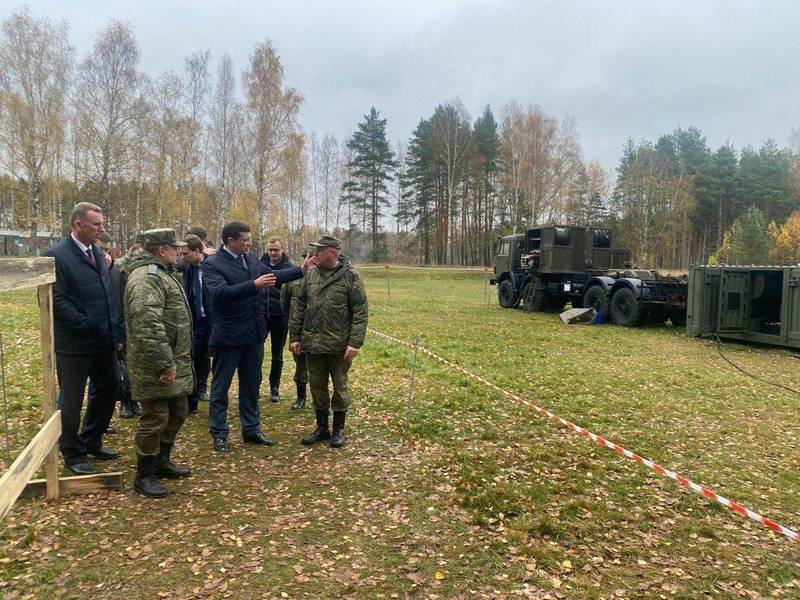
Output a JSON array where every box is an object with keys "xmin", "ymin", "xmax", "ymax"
[
  {"xmin": 259, "ymin": 252, "xmax": 294, "ymax": 319},
  {"xmin": 45, "ymin": 236, "xmax": 117, "ymax": 355},
  {"xmin": 182, "ymin": 259, "xmax": 211, "ymax": 336},
  {"xmin": 202, "ymin": 247, "xmax": 302, "ymax": 347}
]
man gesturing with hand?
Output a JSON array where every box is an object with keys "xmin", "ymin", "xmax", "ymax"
[
  {"xmin": 290, "ymin": 236, "xmax": 368, "ymax": 448},
  {"xmin": 202, "ymin": 222, "xmax": 309, "ymax": 452}
]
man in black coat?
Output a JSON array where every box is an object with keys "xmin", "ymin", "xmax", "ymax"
[
  {"xmin": 259, "ymin": 237, "xmax": 294, "ymax": 404},
  {"xmin": 179, "ymin": 234, "xmax": 211, "ymax": 414},
  {"xmin": 44, "ymin": 202, "xmax": 120, "ymax": 475},
  {"xmin": 201, "ymin": 222, "xmax": 312, "ymax": 451}
]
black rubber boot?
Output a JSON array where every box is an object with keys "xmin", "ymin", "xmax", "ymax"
[
  {"xmin": 119, "ymin": 398, "xmax": 135, "ymax": 419},
  {"xmin": 301, "ymin": 410, "xmax": 330, "ymax": 445},
  {"xmin": 133, "ymin": 455, "xmax": 169, "ymax": 498},
  {"xmin": 131, "ymin": 401, "xmax": 143, "ymax": 416},
  {"xmin": 291, "ymin": 385, "xmax": 306, "ymax": 410},
  {"xmin": 330, "ymin": 411, "xmax": 346, "ymax": 448},
  {"xmin": 155, "ymin": 442, "xmax": 191, "ymax": 479}
]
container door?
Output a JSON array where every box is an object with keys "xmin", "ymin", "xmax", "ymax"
[
  {"xmin": 717, "ymin": 269, "xmax": 749, "ymax": 333},
  {"xmin": 787, "ymin": 268, "xmax": 800, "ymax": 345}
]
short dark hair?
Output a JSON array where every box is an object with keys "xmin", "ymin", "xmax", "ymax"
[
  {"xmin": 184, "ymin": 234, "xmax": 203, "ymax": 252},
  {"xmin": 70, "ymin": 202, "xmax": 102, "ymax": 225},
  {"xmin": 187, "ymin": 226, "xmax": 207, "ymax": 241},
  {"xmin": 221, "ymin": 222, "xmax": 250, "ymax": 245},
  {"xmin": 97, "ymin": 232, "xmax": 112, "ymax": 244}
]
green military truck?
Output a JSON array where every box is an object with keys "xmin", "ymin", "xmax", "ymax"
[{"xmin": 490, "ymin": 225, "xmax": 688, "ymax": 327}]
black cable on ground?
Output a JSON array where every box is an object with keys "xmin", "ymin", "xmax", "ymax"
[{"xmin": 712, "ymin": 333, "xmax": 800, "ymax": 396}]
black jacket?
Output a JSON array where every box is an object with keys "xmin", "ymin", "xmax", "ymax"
[
  {"xmin": 45, "ymin": 236, "xmax": 117, "ymax": 355},
  {"xmin": 182, "ymin": 259, "xmax": 211, "ymax": 335},
  {"xmin": 258, "ymin": 252, "xmax": 294, "ymax": 319},
  {"xmin": 202, "ymin": 247, "xmax": 302, "ymax": 347}
]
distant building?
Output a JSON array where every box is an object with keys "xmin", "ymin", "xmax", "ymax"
[{"xmin": 0, "ymin": 227, "xmax": 60, "ymax": 256}]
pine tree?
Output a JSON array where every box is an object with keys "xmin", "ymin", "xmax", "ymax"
[{"xmin": 345, "ymin": 107, "xmax": 397, "ymax": 261}]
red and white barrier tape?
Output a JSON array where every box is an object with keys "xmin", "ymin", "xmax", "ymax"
[
  {"xmin": 369, "ymin": 328, "xmax": 800, "ymax": 543},
  {"xmin": 356, "ymin": 264, "xmax": 491, "ymax": 272}
]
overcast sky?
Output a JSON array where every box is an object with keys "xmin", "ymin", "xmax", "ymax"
[{"xmin": 9, "ymin": 0, "xmax": 800, "ymax": 175}]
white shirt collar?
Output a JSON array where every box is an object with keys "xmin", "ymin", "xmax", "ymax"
[
  {"xmin": 223, "ymin": 245, "xmax": 242, "ymax": 260},
  {"xmin": 71, "ymin": 232, "xmax": 92, "ymax": 254}
]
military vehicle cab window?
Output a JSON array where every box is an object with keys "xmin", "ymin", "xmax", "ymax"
[{"xmin": 499, "ymin": 241, "xmax": 510, "ymax": 255}]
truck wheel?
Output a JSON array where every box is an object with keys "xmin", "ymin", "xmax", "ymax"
[
  {"xmin": 582, "ymin": 286, "xmax": 609, "ymax": 318},
  {"xmin": 498, "ymin": 279, "xmax": 520, "ymax": 308},
  {"xmin": 669, "ymin": 310, "xmax": 686, "ymax": 327},
  {"xmin": 610, "ymin": 287, "xmax": 643, "ymax": 327},
  {"xmin": 524, "ymin": 280, "xmax": 550, "ymax": 312}
]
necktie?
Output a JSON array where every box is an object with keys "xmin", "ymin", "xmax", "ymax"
[
  {"xmin": 193, "ymin": 269, "xmax": 205, "ymax": 318},
  {"xmin": 86, "ymin": 247, "xmax": 96, "ymax": 266},
  {"xmin": 238, "ymin": 255, "xmax": 247, "ymax": 270}
]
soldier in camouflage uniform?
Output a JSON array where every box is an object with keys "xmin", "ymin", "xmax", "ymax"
[
  {"xmin": 280, "ymin": 262, "xmax": 309, "ymax": 409},
  {"xmin": 124, "ymin": 229, "xmax": 195, "ymax": 498},
  {"xmin": 289, "ymin": 236, "xmax": 368, "ymax": 448}
]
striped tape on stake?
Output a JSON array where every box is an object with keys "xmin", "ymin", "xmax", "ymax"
[{"xmin": 369, "ymin": 328, "xmax": 800, "ymax": 543}]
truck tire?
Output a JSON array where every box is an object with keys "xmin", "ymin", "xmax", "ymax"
[
  {"xmin": 498, "ymin": 279, "xmax": 520, "ymax": 308},
  {"xmin": 523, "ymin": 279, "xmax": 550, "ymax": 312},
  {"xmin": 669, "ymin": 310, "xmax": 686, "ymax": 327},
  {"xmin": 582, "ymin": 286, "xmax": 609, "ymax": 318},
  {"xmin": 610, "ymin": 287, "xmax": 643, "ymax": 327}
]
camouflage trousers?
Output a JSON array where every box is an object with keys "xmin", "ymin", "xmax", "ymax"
[
  {"xmin": 292, "ymin": 352, "xmax": 309, "ymax": 387},
  {"xmin": 305, "ymin": 353, "xmax": 351, "ymax": 412},
  {"xmin": 135, "ymin": 394, "xmax": 188, "ymax": 456}
]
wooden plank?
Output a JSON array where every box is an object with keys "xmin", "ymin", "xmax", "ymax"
[
  {"xmin": 0, "ymin": 411, "xmax": 61, "ymax": 519},
  {"xmin": 23, "ymin": 471, "xmax": 124, "ymax": 498},
  {"xmin": 38, "ymin": 284, "xmax": 59, "ymax": 500},
  {"xmin": 0, "ymin": 257, "xmax": 55, "ymax": 293}
]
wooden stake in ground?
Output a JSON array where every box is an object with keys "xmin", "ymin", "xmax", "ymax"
[
  {"xmin": 406, "ymin": 335, "xmax": 420, "ymax": 411},
  {"xmin": 384, "ymin": 264, "xmax": 391, "ymax": 302}
]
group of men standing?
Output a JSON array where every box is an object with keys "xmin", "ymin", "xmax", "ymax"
[{"xmin": 46, "ymin": 202, "xmax": 368, "ymax": 499}]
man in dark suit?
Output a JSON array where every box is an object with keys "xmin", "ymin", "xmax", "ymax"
[
  {"xmin": 44, "ymin": 202, "xmax": 119, "ymax": 475},
  {"xmin": 202, "ymin": 222, "xmax": 313, "ymax": 451},
  {"xmin": 179, "ymin": 234, "xmax": 211, "ymax": 414},
  {"xmin": 259, "ymin": 236, "xmax": 294, "ymax": 403}
]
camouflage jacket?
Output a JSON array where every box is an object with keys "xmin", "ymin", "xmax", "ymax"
[
  {"xmin": 123, "ymin": 251, "xmax": 195, "ymax": 400},
  {"xmin": 289, "ymin": 256, "xmax": 368, "ymax": 354}
]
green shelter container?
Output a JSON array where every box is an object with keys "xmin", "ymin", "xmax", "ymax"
[{"xmin": 686, "ymin": 265, "xmax": 800, "ymax": 349}]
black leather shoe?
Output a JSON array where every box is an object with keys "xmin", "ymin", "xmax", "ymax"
[
  {"xmin": 119, "ymin": 400, "xmax": 135, "ymax": 418},
  {"xmin": 243, "ymin": 432, "xmax": 275, "ymax": 446},
  {"xmin": 198, "ymin": 391, "xmax": 210, "ymax": 403},
  {"xmin": 87, "ymin": 447, "xmax": 120, "ymax": 460},
  {"xmin": 213, "ymin": 438, "xmax": 231, "ymax": 452},
  {"xmin": 269, "ymin": 386, "xmax": 280, "ymax": 402},
  {"xmin": 105, "ymin": 426, "xmax": 117, "ymax": 435},
  {"xmin": 66, "ymin": 461, "xmax": 98, "ymax": 475}
]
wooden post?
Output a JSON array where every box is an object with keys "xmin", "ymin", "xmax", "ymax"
[{"xmin": 38, "ymin": 284, "xmax": 59, "ymax": 500}]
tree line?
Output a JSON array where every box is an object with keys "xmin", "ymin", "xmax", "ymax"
[{"xmin": 2, "ymin": 8, "xmax": 799, "ymax": 265}]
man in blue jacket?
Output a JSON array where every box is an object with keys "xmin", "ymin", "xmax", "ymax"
[
  {"xmin": 201, "ymin": 222, "xmax": 313, "ymax": 451},
  {"xmin": 44, "ymin": 202, "xmax": 119, "ymax": 475},
  {"xmin": 179, "ymin": 234, "xmax": 211, "ymax": 414}
]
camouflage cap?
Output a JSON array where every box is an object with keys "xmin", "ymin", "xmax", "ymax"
[
  {"xmin": 309, "ymin": 235, "xmax": 342, "ymax": 250},
  {"xmin": 141, "ymin": 228, "xmax": 186, "ymax": 247}
]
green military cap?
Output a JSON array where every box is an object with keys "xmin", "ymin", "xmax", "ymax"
[
  {"xmin": 141, "ymin": 228, "xmax": 186, "ymax": 247},
  {"xmin": 309, "ymin": 235, "xmax": 342, "ymax": 250}
]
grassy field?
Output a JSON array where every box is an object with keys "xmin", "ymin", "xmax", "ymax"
[{"xmin": 0, "ymin": 270, "xmax": 799, "ymax": 599}]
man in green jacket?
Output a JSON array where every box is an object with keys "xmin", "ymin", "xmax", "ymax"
[
  {"xmin": 289, "ymin": 236, "xmax": 368, "ymax": 448},
  {"xmin": 124, "ymin": 229, "xmax": 195, "ymax": 498}
]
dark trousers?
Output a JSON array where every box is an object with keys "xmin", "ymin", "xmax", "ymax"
[
  {"xmin": 266, "ymin": 315, "xmax": 288, "ymax": 388},
  {"xmin": 189, "ymin": 326, "xmax": 211, "ymax": 412},
  {"xmin": 135, "ymin": 394, "xmax": 188, "ymax": 456},
  {"xmin": 208, "ymin": 342, "xmax": 264, "ymax": 439},
  {"xmin": 55, "ymin": 352, "xmax": 119, "ymax": 463}
]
